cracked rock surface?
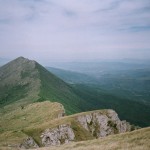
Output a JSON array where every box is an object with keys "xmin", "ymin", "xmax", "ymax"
[
  {"xmin": 77, "ymin": 110, "xmax": 131, "ymax": 138},
  {"xmin": 41, "ymin": 124, "xmax": 75, "ymax": 146}
]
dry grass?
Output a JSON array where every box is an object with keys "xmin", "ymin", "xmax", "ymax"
[
  {"xmin": 0, "ymin": 101, "xmax": 64, "ymax": 132},
  {"xmin": 0, "ymin": 102, "xmax": 108, "ymax": 148},
  {"xmin": 37, "ymin": 127, "xmax": 150, "ymax": 150},
  {"xmin": 0, "ymin": 101, "xmax": 64, "ymax": 148},
  {"xmin": 0, "ymin": 101, "xmax": 149, "ymax": 150},
  {"xmin": 0, "ymin": 131, "xmax": 28, "ymax": 149},
  {"xmin": 23, "ymin": 110, "xmax": 95, "ymax": 146},
  {"xmin": 24, "ymin": 108, "xmax": 111, "ymax": 132},
  {"xmin": 23, "ymin": 108, "xmax": 113, "ymax": 145}
]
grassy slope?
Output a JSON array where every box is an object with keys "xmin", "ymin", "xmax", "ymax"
[
  {"xmin": 22, "ymin": 109, "xmax": 137, "ymax": 147},
  {"xmin": 23, "ymin": 110, "xmax": 110, "ymax": 146},
  {"xmin": 1, "ymin": 101, "xmax": 149, "ymax": 150},
  {"xmin": 0, "ymin": 101, "xmax": 64, "ymax": 148},
  {"xmin": 0, "ymin": 101, "xmax": 103, "ymax": 148},
  {"xmin": 39, "ymin": 127, "xmax": 150, "ymax": 150},
  {"xmin": 36, "ymin": 63, "xmax": 91, "ymax": 114},
  {"xmin": 0, "ymin": 57, "xmax": 90, "ymax": 115},
  {"xmin": 0, "ymin": 57, "xmax": 40, "ymax": 108}
]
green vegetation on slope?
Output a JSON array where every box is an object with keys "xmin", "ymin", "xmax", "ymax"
[
  {"xmin": 72, "ymin": 84, "xmax": 150, "ymax": 127},
  {"xmin": 0, "ymin": 57, "xmax": 90, "ymax": 115},
  {"xmin": 0, "ymin": 57, "xmax": 40, "ymax": 108},
  {"xmin": 0, "ymin": 84, "xmax": 29, "ymax": 107},
  {"xmin": 46, "ymin": 66, "xmax": 150, "ymax": 127},
  {"xmin": 36, "ymin": 63, "xmax": 90, "ymax": 114}
]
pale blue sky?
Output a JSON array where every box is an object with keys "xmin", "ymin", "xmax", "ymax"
[{"xmin": 0, "ymin": 0, "xmax": 150, "ymax": 62}]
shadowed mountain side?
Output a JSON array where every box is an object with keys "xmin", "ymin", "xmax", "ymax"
[{"xmin": 36, "ymin": 64, "xmax": 90, "ymax": 114}]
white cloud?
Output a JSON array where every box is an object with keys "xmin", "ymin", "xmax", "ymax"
[{"xmin": 0, "ymin": 0, "xmax": 150, "ymax": 62}]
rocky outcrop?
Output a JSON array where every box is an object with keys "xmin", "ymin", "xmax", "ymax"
[
  {"xmin": 77, "ymin": 110, "xmax": 132, "ymax": 138},
  {"xmin": 19, "ymin": 137, "xmax": 39, "ymax": 149},
  {"xmin": 21, "ymin": 109, "xmax": 135, "ymax": 148},
  {"xmin": 41, "ymin": 124, "xmax": 75, "ymax": 146}
]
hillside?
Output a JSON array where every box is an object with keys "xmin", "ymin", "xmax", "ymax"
[
  {"xmin": 0, "ymin": 57, "xmax": 40, "ymax": 107},
  {"xmin": 0, "ymin": 101, "xmax": 65, "ymax": 149},
  {"xmin": 0, "ymin": 57, "xmax": 89, "ymax": 114},
  {"xmin": 72, "ymin": 84, "xmax": 150, "ymax": 127},
  {"xmin": 46, "ymin": 66, "xmax": 150, "ymax": 127},
  {"xmin": 0, "ymin": 101, "xmax": 138, "ymax": 149},
  {"xmin": 37, "ymin": 64, "xmax": 89, "ymax": 114},
  {"xmin": 0, "ymin": 57, "xmax": 150, "ymax": 127}
]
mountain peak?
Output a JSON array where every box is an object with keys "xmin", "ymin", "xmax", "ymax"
[
  {"xmin": 14, "ymin": 56, "xmax": 34, "ymax": 63},
  {"xmin": 0, "ymin": 57, "xmax": 82, "ymax": 114},
  {"xmin": 16, "ymin": 56, "xmax": 26, "ymax": 60},
  {"xmin": 0, "ymin": 56, "xmax": 41, "ymax": 107}
]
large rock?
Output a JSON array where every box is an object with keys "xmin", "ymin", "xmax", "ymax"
[
  {"xmin": 77, "ymin": 110, "xmax": 132, "ymax": 138},
  {"xmin": 41, "ymin": 124, "xmax": 75, "ymax": 146}
]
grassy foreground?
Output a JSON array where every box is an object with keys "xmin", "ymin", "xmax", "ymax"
[
  {"xmin": 0, "ymin": 101, "xmax": 64, "ymax": 149},
  {"xmin": 38, "ymin": 127, "xmax": 150, "ymax": 150},
  {"xmin": 0, "ymin": 101, "xmax": 149, "ymax": 150}
]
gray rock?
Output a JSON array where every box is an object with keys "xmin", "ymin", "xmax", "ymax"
[
  {"xmin": 19, "ymin": 136, "xmax": 39, "ymax": 149},
  {"xmin": 41, "ymin": 124, "xmax": 75, "ymax": 146},
  {"xmin": 77, "ymin": 110, "xmax": 132, "ymax": 138}
]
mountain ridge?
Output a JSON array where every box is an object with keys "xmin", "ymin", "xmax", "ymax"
[{"xmin": 0, "ymin": 56, "xmax": 89, "ymax": 114}]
